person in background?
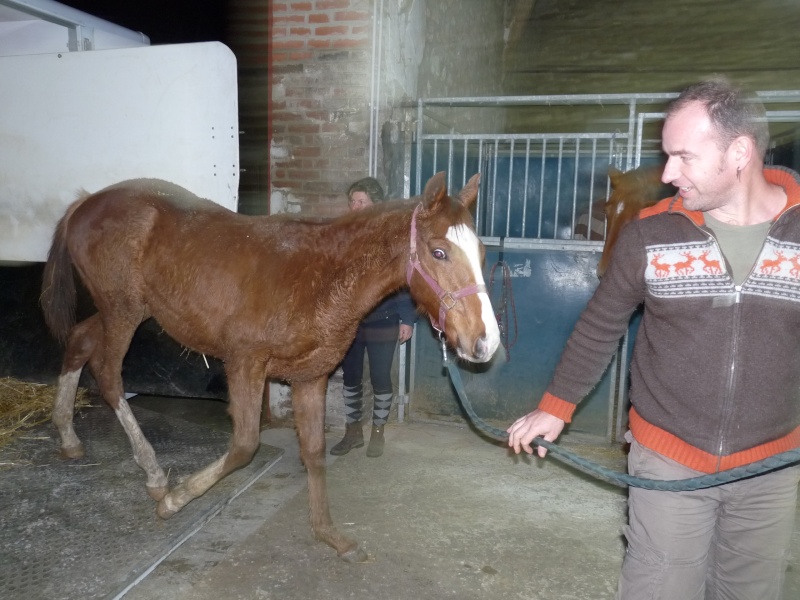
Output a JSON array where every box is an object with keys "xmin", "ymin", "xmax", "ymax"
[
  {"xmin": 508, "ymin": 77, "xmax": 800, "ymax": 599},
  {"xmin": 330, "ymin": 177, "xmax": 418, "ymax": 458}
]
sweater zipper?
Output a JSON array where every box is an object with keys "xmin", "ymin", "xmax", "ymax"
[
  {"xmin": 716, "ymin": 291, "xmax": 741, "ymax": 470},
  {"xmin": 704, "ymin": 220, "xmax": 772, "ymax": 469},
  {"xmin": 679, "ymin": 217, "xmax": 741, "ymax": 471}
]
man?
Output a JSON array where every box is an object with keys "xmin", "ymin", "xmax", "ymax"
[{"xmin": 508, "ymin": 77, "xmax": 800, "ymax": 599}]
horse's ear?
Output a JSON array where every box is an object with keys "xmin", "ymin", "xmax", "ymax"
[
  {"xmin": 608, "ymin": 167, "xmax": 623, "ymax": 186},
  {"xmin": 456, "ymin": 173, "xmax": 480, "ymax": 209},
  {"xmin": 422, "ymin": 172, "xmax": 448, "ymax": 209}
]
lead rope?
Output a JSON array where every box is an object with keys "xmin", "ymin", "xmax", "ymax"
[{"xmin": 441, "ymin": 344, "xmax": 800, "ymax": 490}]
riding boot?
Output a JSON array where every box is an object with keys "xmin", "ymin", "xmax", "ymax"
[
  {"xmin": 366, "ymin": 425, "xmax": 385, "ymax": 457},
  {"xmin": 330, "ymin": 423, "xmax": 364, "ymax": 455}
]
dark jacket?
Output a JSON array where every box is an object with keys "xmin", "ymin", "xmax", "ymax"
[
  {"xmin": 361, "ymin": 289, "xmax": 418, "ymax": 327},
  {"xmin": 539, "ymin": 166, "xmax": 800, "ymax": 473}
]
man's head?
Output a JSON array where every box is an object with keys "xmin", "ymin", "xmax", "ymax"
[
  {"xmin": 661, "ymin": 77, "xmax": 769, "ymax": 212},
  {"xmin": 347, "ymin": 177, "xmax": 385, "ymax": 211},
  {"xmin": 665, "ymin": 77, "xmax": 769, "ymax": 160}
]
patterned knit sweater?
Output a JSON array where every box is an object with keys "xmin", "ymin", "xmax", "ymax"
[{"xmin": 539, "ymin": 167, "xmax": 800, "ymax": 473}]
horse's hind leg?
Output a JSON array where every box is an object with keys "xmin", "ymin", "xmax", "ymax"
[
  {"xmin": 52, "ymin": 314, "xmax": 104, "ymax": 458},
  {"xmin": 293, "ymin": 377, "xmax": 367, "ymax": 563},
  {"xmin": 158, "ymin": 357, "xmax": 266, "ymax": 518}
]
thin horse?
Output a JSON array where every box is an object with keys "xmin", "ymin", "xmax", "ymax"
[
  {"xmin": 596, "ymin": 166, "xmax": 675, "ymax": 277},
  {"xmin": 40, "ymin": 172, "xmax": 501, "ymax": 562}
]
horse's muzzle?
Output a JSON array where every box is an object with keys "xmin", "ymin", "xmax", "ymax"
[{"xmin": 457, "ymin": 333, "xmax": 496, "ymax": 363}]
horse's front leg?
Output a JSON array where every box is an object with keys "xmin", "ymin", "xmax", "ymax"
[
  {"xmin": 86, "ymin": 313, "xmax": 169, "ymax": 500},
  {"xmin": 293, "ymin": 377, "xmax": 367, "ymax": 563},
  {"xmin": 157, "ymin": 357, "xmax": 265, "ymax": 518},
  {"xmin": 113, "ymin": 396, "xmax": 169, "ymax": 500}
]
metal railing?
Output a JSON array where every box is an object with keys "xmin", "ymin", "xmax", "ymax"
[{"xmin": 413, "ymin": 92, "xmax": 800, "ymax": 250}]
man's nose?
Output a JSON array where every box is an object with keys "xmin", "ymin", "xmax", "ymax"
[{"xmin": 661, "ymin": 158, "xmax": 677, "ymax": 184}]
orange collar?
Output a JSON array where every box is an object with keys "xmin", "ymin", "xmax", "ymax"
[{"xmin": 639, "ymin": 167, "xmax": 800, "ymax": 226}]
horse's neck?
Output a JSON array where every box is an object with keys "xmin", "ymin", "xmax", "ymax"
[{"xmin": 329, "ymin": 206, "xmax": 413, "ymax": 318}]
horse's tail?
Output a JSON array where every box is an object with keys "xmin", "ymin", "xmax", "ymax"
[{"xmin": 41, "ymin": 193, "xmax": 87, "ymax": 345}]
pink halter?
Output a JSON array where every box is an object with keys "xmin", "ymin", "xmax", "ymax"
[{"xmin": 406, "ymin": 203, "xmax": 487, "ymax": 334}]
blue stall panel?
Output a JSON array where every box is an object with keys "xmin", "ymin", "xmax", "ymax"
[{"xmin": 411, "ymin": 246, "xmax": 618, "ymax": 440}]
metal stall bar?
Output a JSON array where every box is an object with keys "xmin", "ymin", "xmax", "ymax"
[
  {"xmin": 417, "ymin": 131, "xmax": 630, "ymax": 240},
  {"xmin": 522, "ymin": 138, "xmax": 531, "ymax": 237}
]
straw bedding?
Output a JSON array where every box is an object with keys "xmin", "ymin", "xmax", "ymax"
[{"xmin": 0, "ymin": 377, "xmax": 91, "ymax": 450}]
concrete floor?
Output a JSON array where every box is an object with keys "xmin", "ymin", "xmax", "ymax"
[{"xmin": 121, "ymin": 397, "xmax": 799, "ymax": 600}]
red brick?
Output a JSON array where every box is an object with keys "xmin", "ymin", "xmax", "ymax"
[
  {"xmin": 289, "ymin": 27, "xmax": 312, "ymax": 36},
  {"xmin": 290, "ymin": 2, "xmax": 313, "ymax": 10},
  {"xmin": 308, "ymin": 13, "xmax": 330, "ymax": 24},
  {"xmin": 332, "ymin": 38, "xmax": 368, "ymax": 49},
  {"xmin": 315, "ymin": 25, "xmax": 348, "ymax": 36},
  {"xmin": 309, "ymin": 39, "xmax": 331, "ymax": 49},
  {"xmin": 334, "ymin": 11, "xmax": 370, "ymax": 22},
  {"xmin": 273, "ymin": 39, "xmax": 305, "ymax": 50},
  {"xmin": 273, "ymin": 14, "xmax": 304, "ymax": 23},
  {"xmin": 317, "ymin": 0, "xmax": 350, "ymax": 9},
  {"xmin": 289, "ymin": 51, "xmax": 313, "ymax": 61},
  {"xmin": 305, "ymin": 110, "xmax": 332, "ymax": 121},
  {"xmin": 287, "ymin": 170, "xmax": 316, "ymax": 179},
  {"xmin": 296, "ymin": 98, "xmax": 321, "ymax": 109},
  {"xmin": 294, "ymin": 147, "xmax": 322, "ymax": 158}
]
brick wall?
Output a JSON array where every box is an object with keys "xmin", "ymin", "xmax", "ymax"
[{"xmin": 271, "ymin": 0, "xmax": 376, "ymax": 217}]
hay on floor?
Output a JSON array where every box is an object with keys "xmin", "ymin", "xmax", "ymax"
[{"xmin": 0, "ymin": 377, "xmax": 92, "ymax": 450}]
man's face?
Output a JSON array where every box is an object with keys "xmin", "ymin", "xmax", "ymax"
[
  {"xmin": 661, "ymin": 101, "xmax": 737, "ymax": 212},
  {"xmin": 348, "ymin": 191, "xmax": 373, "ymax": 211}
]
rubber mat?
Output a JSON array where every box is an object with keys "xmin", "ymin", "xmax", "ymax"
[{"xmin": 0, "ymin": 403, "xmax": 283, "ymax": 600}]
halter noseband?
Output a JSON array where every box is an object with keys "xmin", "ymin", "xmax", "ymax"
[{"xmin": 406, "ymin": 203, "xmax": 487, "ymax": 334}]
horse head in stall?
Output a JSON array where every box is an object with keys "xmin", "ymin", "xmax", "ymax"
[
  {"xmin": 40, "ymin": 172, "xmax": 499, "ymax": 564},
  {"xmin": 596, "ymin": 166, "xmax": 674, "ymax": 278}
]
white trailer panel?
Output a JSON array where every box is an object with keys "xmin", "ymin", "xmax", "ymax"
[{"xmin": 0, "ymin": 41, "xmax": 239, "ymax": 263}]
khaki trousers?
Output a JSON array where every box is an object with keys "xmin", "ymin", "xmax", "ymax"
[{"xmin": 618, "ymin": 439, "xmax": 800, "ymax": 600}]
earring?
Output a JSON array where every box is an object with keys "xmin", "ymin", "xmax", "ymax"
[{"xmin": 736, "ymin": 167, "xmax": 742, "ymax": 182}]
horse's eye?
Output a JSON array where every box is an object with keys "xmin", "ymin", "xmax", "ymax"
[{"xmin": 432, "ymin": 248, "xmax": 447, "ymax": 260}]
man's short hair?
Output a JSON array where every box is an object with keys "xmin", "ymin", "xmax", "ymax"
[{"xmin": 666, "ymin": 76, "xmax": 770, "ymax": 160}]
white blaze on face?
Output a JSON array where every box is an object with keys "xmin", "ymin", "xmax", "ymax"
[{"xmin": 446, "ymin": 224, "xmax": 501, "ymax": 358}]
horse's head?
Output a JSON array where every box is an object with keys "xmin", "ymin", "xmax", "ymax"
[
  {"xmin": 407, "ymin": 172, "xmax": 500, "ymax": 363},
  {"xmin": 597, "ymin": 166, "xmax": 672, "ymax": 278}
]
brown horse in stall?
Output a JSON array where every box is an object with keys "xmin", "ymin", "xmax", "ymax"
[
  {"xmin": 596, "ymin": 165, "xmax": 675, "ymax": 277},
  {"xmin": 40, "ymin": 172, "xmax": 500, "ymax": 563}
]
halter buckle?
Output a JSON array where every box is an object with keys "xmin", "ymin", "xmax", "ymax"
[{"xmin": 440, "ymin": 292, "xmax": 457, "ymax": 310}]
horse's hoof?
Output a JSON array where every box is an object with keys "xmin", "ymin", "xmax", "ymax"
[
  {"xmin": 147, "ymin": 485, "xmax": 168, "ymax": 502},
  {"xmin": 339, "ymin": 547, "xmax": 368, "ymax": 563},
  {"xmin": 59, "ymin": 444, "xmax": 85, "ymax": 459},
  {"xmin": 156, "ymin": 495, "xmax": 180, "ymax": 519}
]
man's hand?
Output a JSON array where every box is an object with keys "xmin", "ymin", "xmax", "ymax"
[{"xmin": 507, "ymin": 409, "xmax": 565, "ymax": 458}]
